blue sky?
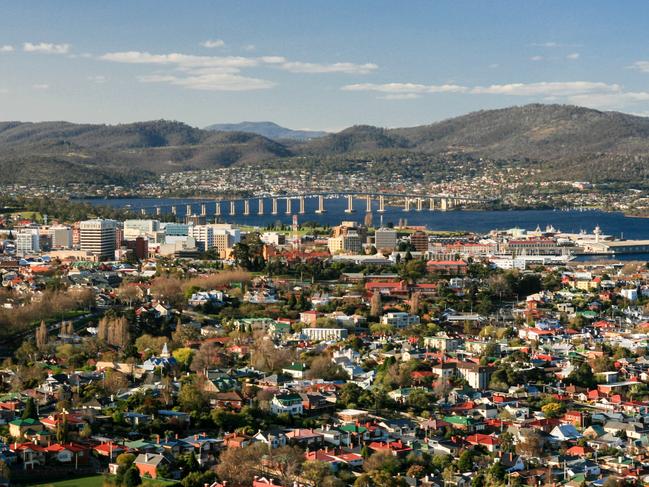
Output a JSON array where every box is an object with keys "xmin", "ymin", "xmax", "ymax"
[{"xmin": 2, "ymin": 0, "xmax": 649, "ymax": 130}]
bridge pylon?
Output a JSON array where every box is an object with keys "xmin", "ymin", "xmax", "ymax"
[
  {"xmin": 258, "ymin": 198, "xmax": 264, "ymax": 215},
  {"xmin": 378, "ymin": 195, "xmax": 385, "ymax": 213},
  {"xmin": 365, "ymin": 195, "xmax": 372, "ymax": 213},
  {"xmin": 344, "ymin": 195, "xmax": 355, "ymax": 213},
  {"xmin": 315, "ymin": 195, "xmax": 326, "ymax": 214}
]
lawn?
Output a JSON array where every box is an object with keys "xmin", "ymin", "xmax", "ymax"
[
  {"xmin": 32, "ymin": 475, "xmax": 176, "ymax": 487},
  {"xmin": 33, "ymin": 475, "xmax": 105, "ymax": 487}
]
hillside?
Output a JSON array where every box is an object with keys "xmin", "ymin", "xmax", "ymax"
[
  {"xmin": 3, "ymin": 104, "xmax": 649, "ymax": 185},
  {"xmin": 205, "ymin": 121, "xmax": 326, "ymax": 141},
  {"xmin": 0, "ymin": 120, "xmax": 293, "ymax": 184}
]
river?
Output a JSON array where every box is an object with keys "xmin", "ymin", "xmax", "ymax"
[{"xmin": 83, "ymin": 197, "xmax": 649, "ymax": 240}]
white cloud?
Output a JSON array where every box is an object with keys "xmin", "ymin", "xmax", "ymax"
[
  {"xmin": 379, "ymin": 93, "xmax": 421, "ymax": 100},
  {"xmin": 100, "ymin": 49, "xmax": 377, "ymax": 92},
  {"xmin": 201, "ymin": 39, "xmax": 225, "ymax": 48},
  {"xmin": 87, "ymin": 75, "xmax": 107, "ymax": 83},
  {"xmin": 100, "ymin": 51, "xmax": 256, "ymax": 69},
  {"xmin": 531, "ymin": 41, "xmax": 560, "ymax": 48},
  {"xmin": 530, "ymin": 55, "xmax": 544, "ymax": 62},
  {"xmin": 0, "ymin": 45, "xmax": 14, "ymax": 52},
  {"xmin": 566, "ymin": 52, "xmax": 580, "ymax": 60},
  {"xmin": 23, "ymin": 42, "xmax": 70, "ymax": 54},
  {"xmin": 342, "ymin": 82, "xmax": 467, "ymax": 94},
  {"xmin": 279, "ymin": 61, "xmax": 378, "ymax": 74},
  {"xmin": 259, "ymin": 56, "xmax": 287, "ymax": 64},
  {"xmin": 138, "ymin": 72, "xmax": 274, "ymax": 91},
  {"xmin": 242, "ymin": 44, "xmax": 256, "ymax": 52},
  {"xmin": 343, "ymin": 79, "xmax": 649, "ymax": 111},
  {"xmin": 32, "ymin": 84, "xmax": 49, "ymax": 90},
  {"xmin": 629, "ymin": 61, "xmax": 649, "ymax": 73},
  {"xmin": 568, "ymin": 91, "xmax": 649, "ymax": 109},
  {"xmin": 471, "ymin": 81, "xmax": 619, "ymax": 96}
]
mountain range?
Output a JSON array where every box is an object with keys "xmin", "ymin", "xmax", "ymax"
[
  {"xmin": 2, "ymin": 104, "xmax": 649, "ymax": 186},
  {"xmin": 205, "ymin": 121, "xmax": 327, "ymax": 141}
]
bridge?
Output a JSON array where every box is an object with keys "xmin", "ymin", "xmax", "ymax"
[{"xmin": 134, "ymin": 192, "xmax": 493, "ymax": 219}]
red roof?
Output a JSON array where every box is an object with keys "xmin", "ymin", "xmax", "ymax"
[{"xmin": 466, "ymin": 433, "xmax": 499, "ymax": 446}]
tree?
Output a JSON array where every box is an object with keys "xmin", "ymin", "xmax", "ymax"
[
  {"xmin": 541, "ymin": 401, "xmax": 565, "ymax": 419},
  {"xmin": 190, "ymin": 342, "xmax": 227, "ymax": 373},
  {"xmin": 364, "ymin": 451, "xmax": 400, "ymax": 474},
  {"xmin": 22, "ymin": 397, "xmax": 38, "ymax": 419},
  {"xmin": 516, "ymin": 430, "xmax": 544, "ymax": 458},
  {"xmin": 302, "ymin": 460, "xmax": 331, "ymax": 485},
  {"xmin": 123, "ymin": 466, "xmax": 141, "ymax": 487},
  {"xmin": 172, "ymin": 347, "xmax": 194, "ymax": 369},
  {"xmin": 410, "ymin": 292, "xmax": 421, "ymax": 315},
  {"xmin": 268, "ymin": 445, "xmax": 305, "ymax": 486},
  {"xmin": 215, "ymin": 443, "xmax": 269, "ymax": 486},
  {"xmin": 370, "ymin": 291, "xmax": 382, "ymax": 317},
  {"xmin": 0, "ymin": 461, "xmax": 9, "ymax": 482},
  {"xmin": 566, "ymin": 361, "xmax": 596, "ymax": 389},
  {"xmin": 307, "ymin": 355, "xmax": 347, "ymax": 381},
  {"xmin": 97, "ymin": 316, "xmax": 130, "ymax": 348},
  {"xmin": 457, "ymin": 450, "xmax": 474, "ymax": 472},
  {"xmin": 178, "ymin": 379, "xmax": 208, "ymax": 412},
  {"xmin": 36, "ymin": 320, "xmax": 48, "ymax": 351}
]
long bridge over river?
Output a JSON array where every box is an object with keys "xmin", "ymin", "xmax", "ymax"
[{"xmin": 134, "ymin": 192, "xmax": 494, "ymax": 219}]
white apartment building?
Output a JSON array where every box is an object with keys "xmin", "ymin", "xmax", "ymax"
[
  {"xmin": 15, "ymin": 229, "xmax": 40, "ymax": 255},
  {"xmin": 302, "ymin": 327, "xmax": 348, "ymax": 341},
  {"xmin": 79, "ymin": 219, "xmax": 118, "ymax": 260},
  {"xmin": 189, "ymin": 224, "xmax": 241, "ymax": 254},
  {"xmin": 381, "ymin": 312, "xmax": 420, "ymax": 329}
]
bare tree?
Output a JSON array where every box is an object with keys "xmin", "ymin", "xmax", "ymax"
[
  {"xmin": 370, "ymin": 291, "xmax": 382, "ymax": 317},
  {"xmin": 36, "ymin": 320, "xmax": 48, "ymax": 350}
]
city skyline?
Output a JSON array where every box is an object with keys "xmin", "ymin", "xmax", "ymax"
[{"xmin": 3, "ymin": 1, "xmax": 649, "ymax": 130}]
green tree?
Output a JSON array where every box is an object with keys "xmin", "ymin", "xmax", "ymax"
[
  {"xmin": 22, "ymin": 397, "xmax": 38, "ymax": 419},
  {"xmin": 123, "ymin": 466, "xmax": 141, "ymax": 487}
]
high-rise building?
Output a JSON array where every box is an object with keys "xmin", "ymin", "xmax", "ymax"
[
  {"xmin": 80, "ymin": 219, "xmax": 118, "ymax": 260},
  {"xmin": 189, "ymin": 224, "xmax": 241, "ymax": 254},
  {"xmin": 15, "ymin": 229, "xmax": 40, "ymax": 255},
  {"xmin": 328, "ymin": 231, "xmax": 362, "ymax": 254},
  {"xmin": 124, "ymin": 220, "xmax": 160, "ymax": 239},
  {"xmin": 374, "ymin": 227, "xmax": 398, "ymax": 250},
  {"xmin": 49, "ymin": 225, "xmax": 73, "ymax": 249},
  {"xmin": 410, "ymin": 230, "xmax": 429, "ymax": 252},
  {"xmin": 125, "ymin": 236, "xmax": 149, "ymax": 260}
]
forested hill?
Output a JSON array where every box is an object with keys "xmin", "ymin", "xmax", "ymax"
[{"xmin": 3, "ymin": 104, "xmax": 649, "ymax": 185}]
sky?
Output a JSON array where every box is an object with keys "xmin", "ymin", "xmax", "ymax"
[{"xmin": 2, "ymin": 0, "xmax": 649, "ymax": 131}]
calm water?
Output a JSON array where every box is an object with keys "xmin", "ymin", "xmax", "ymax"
[{"xmin": 83, "ymin": 196, "xmax": 649, "ymax": 240}]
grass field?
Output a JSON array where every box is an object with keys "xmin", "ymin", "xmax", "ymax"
[
  {"xmin": 32, "ymin": 475, "xmax": 176, "ymax": 487},
  {"xmin": 33, "ymin": 475, "xmax": 104, "ymax": 487}
]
